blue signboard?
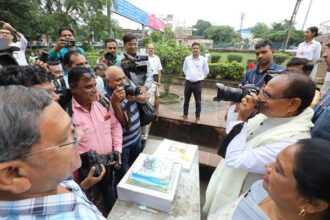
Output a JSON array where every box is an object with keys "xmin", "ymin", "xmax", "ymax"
[{"xmin": 113, "ymin": 0, "xmax": 148, "ymax": 25}]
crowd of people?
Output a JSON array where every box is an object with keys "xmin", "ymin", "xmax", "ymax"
[{"xmin": 0, "ymin": 20, "xmax": 330, "ymax": 220}]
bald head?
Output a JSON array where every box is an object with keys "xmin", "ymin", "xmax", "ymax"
[
  {"xmin": 147, "ymin": 43, "xmax": 155, "ymax": 56},
  {"xmin": 105, "ymin": 66, "xmax": 127, "ymax": 89}
]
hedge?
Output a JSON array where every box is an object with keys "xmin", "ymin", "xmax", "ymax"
[
  {"xmin": 274, "ymin": 52, "xmax": 290, "ymax": 64},
  {"xmin": 227, "ymin": 53, "xmax": 243, "ymax": 63},
  {"xmin": 210, "ymin": 53, "xmax": 221, "ymax": 63},
  {"xmin": 208, "ymin": 61, "xmax": 245, "ymax": 81}
]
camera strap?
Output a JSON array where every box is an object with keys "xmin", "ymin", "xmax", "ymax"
[{"xmin": 217, "ymin": 122, "xmax": 244, "ymax": 158}]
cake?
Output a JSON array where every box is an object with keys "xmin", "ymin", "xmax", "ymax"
[{"xmin": 128, "ymin": 154, "xmax": 175, "ymax": 192}]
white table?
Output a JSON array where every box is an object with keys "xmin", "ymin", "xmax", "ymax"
[{"xmin": 108, "ymin": 139, "xmax": 201, "ymax": 220}]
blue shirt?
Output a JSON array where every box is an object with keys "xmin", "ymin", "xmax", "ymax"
[
  {"xmin": 0, "ymin": 180, "xmax": 105, "ymax": 220},
  {"xmin": 311, "ymin": 91, "xmax": 330, "ymax": 141},
  {"xmin": 105, "ymin": 83, "xmax": 141, "ymax": 148},
  {"xmin": 241, "ymin": 63, "xmax": 285, "ymax": 88}
]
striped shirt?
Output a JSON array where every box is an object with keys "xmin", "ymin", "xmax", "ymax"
[
  {"xmin": 105, "ymin": 83, "xmax": 141, "ymax": 148},
  {"xmin": 0, "ymin": 180, "xmax": 105, "ymax": 220}
]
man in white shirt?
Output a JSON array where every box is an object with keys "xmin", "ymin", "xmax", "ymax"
[
  {"xmin": 0, "ymin": 22, "xmax": 28, "ymax": 65},
  {"xmin": 147, "ymin": 43, "xmax": 162, "ymax": 113},
  {"xmin": 182, "ymin": 42, "xmax": 209, "ymax": 123}
]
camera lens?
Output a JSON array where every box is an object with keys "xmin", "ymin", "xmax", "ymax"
[{"xmin": 214, "ymin": 83, "xmax": 243, "ymax": 102}]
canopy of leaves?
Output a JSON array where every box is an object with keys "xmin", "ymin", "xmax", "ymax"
[
  {"xmin": 205, "ymin": 26, "xmax": 239, "ymax": 44},
  {"xmin": 193, "ymin": 19, "xmax": 212, "ymax": 37}
]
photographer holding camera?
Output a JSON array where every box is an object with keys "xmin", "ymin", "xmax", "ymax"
[
  {"xmin": 105, "ymin": 66, "xmax": 147, "ymax": 182},
  {"xmin": 0, "ymin": 21, "xmax": 28, "ymax": 65},
  {"xmin": 204, "ymin": 72, "xmax": 316, "ymax": 215},
  {"xmin": 102, "ymin": 38, "xmax": 122, "ymax": 67},
  {"xmin": 48, "ymin": 27, "xmax": 86, "ymax": 74},
  {"xmin": 68, "ymin": 67, "xmax": 123, "ymax": 215}
]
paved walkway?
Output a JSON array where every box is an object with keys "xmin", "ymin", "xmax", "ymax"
[{"xmin": 158, "ymin": 84, "xmax": 230, "ymax": 128}]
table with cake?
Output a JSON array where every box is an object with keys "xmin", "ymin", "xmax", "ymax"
[{"xmin": 108, "ymin": 138, "xmax": 200, "ymax": 220}]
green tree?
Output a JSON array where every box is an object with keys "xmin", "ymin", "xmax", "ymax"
[
  {"xmin": 150, "ymin": 30, "xmax": 162, "ymax": 43},
  {"xmin": 0, "ymin": 0, "xmax": 40, "ymax": 39},
  {"xmin": 205, "ymin": 26, "xmax": 239, "ymax": 44},
  {"xmin": 193, "ymin": 19, "xmax": 212, "ymax": 37},
  {"xmin": 250, "ymin": 22, "xmax": 270, "ymax": 38},
  {"xmin": 163, "ymin": 27, "xmax": 175, "ymax": 41},
  {"xmin": 155, "ymin": 41, "xmax": 190, "ymax": 97}
]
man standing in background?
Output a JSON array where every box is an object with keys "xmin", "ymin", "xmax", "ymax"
[{"xmin": 182, "ymin": 42, "xmax": 209, "ymax": 123}]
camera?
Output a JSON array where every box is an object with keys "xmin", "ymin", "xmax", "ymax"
[
  {"xmin": 79, "ymin": 150, "xmax": 121, "ymax": 179},
  {"xmin": 214, "ymin": 83, "xmax": 260, "ymax": 102},
  {"xmin": 124, "ymin": 83, "xmax": 140, "ymax": 96},
  {"xmin": 37, "ymin": 51, "xmax": 49, "ymax": 63},
  {"xmin": 52, "ymin": 76, "xmax": 67, "ymax": 95},
  {"xmin": 0, "ymin": 38, "xmax": 18, "ymax": 69},
  {"xmin": 121, "ymin": 53, "xmax": 148, "ymax": 77},
  {"xmin": 104, "ymin": 52, "xmax": 116, "ymax": 66},
  {"xmin": 65, "ymin": 40, "xmax": 75, "ymax": 48}
]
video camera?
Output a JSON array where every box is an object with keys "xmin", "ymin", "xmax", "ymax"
[
  {"xmin": 121, "ymin": 53, "xmax": 148, "ymax": 76},
  {"xmin": 214, "ymin": 83, "xmax": 260, "ymax": 102},
  {"xmin": 79, "ymin": 150, "xmax": 121, "ymax": 179}
]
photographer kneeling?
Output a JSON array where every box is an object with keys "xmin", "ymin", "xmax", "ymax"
[
  {"xmin": 104, "ymin": 66, "xmax": 147, "ymax": 183},
  {"xmin": 204, "ymin": 72, "xmax": 316, "ymax": 216}
]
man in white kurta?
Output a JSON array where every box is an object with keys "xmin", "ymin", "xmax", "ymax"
[{"xmin": 204, "ymin": 72, "xmax": 316, "ymax": 215}]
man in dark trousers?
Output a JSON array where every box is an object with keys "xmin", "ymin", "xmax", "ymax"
[{"xmin": 182, "ymin": 42, "xmax": 209, "ymax": 123}]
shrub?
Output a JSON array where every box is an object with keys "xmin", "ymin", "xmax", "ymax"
[
  {"xmin": 210, "ymin": 53, "xmax": 221, "ymax": 63},
  {"xmin": 208, "ymin": 61, "xmax": 245, "ymax": 81},
  {"xmin": 155, "ymin": 42, "xmax": 190, "ymax": 96},
  {"xmin": 227, "ymin": 53, "xmax": 243, "ymax": 63},
  {"xmin": 274, "ymin": 52, "xmax": 290, "ymax": 64}
]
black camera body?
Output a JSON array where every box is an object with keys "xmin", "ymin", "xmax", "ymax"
[
  {"xmin": 65, "ymin": 40, "xmax": 75, "ymax": 48},
  {"xmin": 79, "ymin": 150, "xmax": 121, "ymax": 179},
  {"xmin": 121, "ymin": 53, "xmax": 148, "ymax": 77},
  {"xmin": 37, "ymin": 51, "xmax": 49, "ymax": 63},
  {"xmin": 124, "ymin": 83, "xmax": 140, "ymax": 96},
  {"xmin": 214, "ymin": 83, "xmax": 260, "ymax": 102},
  {"xmin": 52, "ymin": 76, "xmax": 67, "ymax": 96},
  {"xmin": 104, "ymin": 52, "xmax": 116, "ymax": 66}
]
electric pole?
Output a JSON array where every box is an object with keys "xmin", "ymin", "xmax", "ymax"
[
  {"xmin": 107, "ymin": 2, "xmax": 112, "ymax": 37},
  {"xmin": 301, "ymin": 0, "xmax": 313, "ymax": 30},
  {"xmin": 239, "ymin": 13, "xmax": 245, "ymax": 49},
  {"xmin": 283, "ymin": 0, "xmax": 303, "ymax": 50}
]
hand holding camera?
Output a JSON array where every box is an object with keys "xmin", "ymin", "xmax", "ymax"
[
  {"xmin": 80, "ymin": 164, "xmax": 106, "ymax": 190},
  {"xmin": 237, "ymin": 93, "xmax": 260, "ymax": 122},
  {"xmin": 111, "ymin": 86, "xmax": 126, "ymax": 103},
  {"xmin": 55, "ymin": 37, "xmax": 76, "ymax": 52}
]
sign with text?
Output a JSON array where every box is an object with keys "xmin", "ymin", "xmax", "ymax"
[{"xmin": 113, "ymin": 0, "xmax": 165, "ymax": 32}]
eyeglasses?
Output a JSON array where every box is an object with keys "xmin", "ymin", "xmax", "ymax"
[
  {"xmin": 107, "ymin": 47, "xmax": 117, "ymax": 50},
  {"xmin": 259, "ymin": 89, "xmax": 293, "ymax": 100},
  {"xmin": 20, "ymin": 127, "xmax": 79, "ymax": 159}
]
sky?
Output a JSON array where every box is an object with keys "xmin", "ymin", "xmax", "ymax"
[{"xmin": 112, "ymin": 0, "xmax": 330, "ymax": 31}]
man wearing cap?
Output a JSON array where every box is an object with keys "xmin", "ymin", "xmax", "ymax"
[{"xmin": 0, "ymin": 21, "xmax": 28, "ymax": 65}]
